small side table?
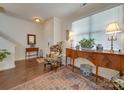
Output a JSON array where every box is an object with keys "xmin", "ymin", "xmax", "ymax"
[{"xmin": 25, "ymin": 47, "xmax": 39, "ymax": 59}]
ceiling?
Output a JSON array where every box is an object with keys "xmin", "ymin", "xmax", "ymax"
[
  {"xmin": 0, "ymin": 3, "xmax": 82, "ymax": 21},
  {"xmin": 0, "ymin": 3, "xmax": 121, "ymax": 22}
]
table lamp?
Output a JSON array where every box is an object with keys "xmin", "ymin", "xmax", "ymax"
[{"xmin": 106, "ymin": 22, "xmax": 121, "ymax": 52}]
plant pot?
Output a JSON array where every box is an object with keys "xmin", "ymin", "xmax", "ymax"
[{"xmin": 81, "ymin": 46, "xmax": 94, "ymax": 50}]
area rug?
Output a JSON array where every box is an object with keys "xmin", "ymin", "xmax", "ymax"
[
  {"xmin": 11, "ymin": 67, "xmax": 104, "ymax": 90},
  {"xmin": 36, "ymin": 58, "xmax": 45, "ymax": 64}
]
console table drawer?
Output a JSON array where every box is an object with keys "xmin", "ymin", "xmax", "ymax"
[
  {"xmin": 26, "ymin": 48, "xmax": 39, "ymax": 52},
  {"xmin": 25, "ymin": 48, "xmax": 39, "ymax": 59}
]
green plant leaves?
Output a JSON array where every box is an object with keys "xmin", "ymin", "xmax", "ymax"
[
  {"xmin": 79, "ymin": 38, "xmax": 95, "ymax": 48},
  {"xmin": 0, "ymin": 49, "xmax": 10, "ymax": 62}
]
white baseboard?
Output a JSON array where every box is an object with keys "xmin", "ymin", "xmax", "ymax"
[{"xmin": 0, "ymin": 64, "xmax": 15, "ymax": 71}]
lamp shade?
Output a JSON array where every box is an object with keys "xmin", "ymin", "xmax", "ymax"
[{"xmin": 106, "ymin": 22, "xmax": 121, "ymax": 34}]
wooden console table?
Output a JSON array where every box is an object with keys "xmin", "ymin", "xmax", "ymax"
[
  {"xmin": 25, "ymin": 48, "xmax": 39, "ymax": 59},
  {"xmin": 66, "ymin": 48, "xmax": 124, "ymax": 81}
]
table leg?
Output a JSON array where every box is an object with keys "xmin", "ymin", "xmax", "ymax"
[
  {"xmin": 37, "ymin": 51, "xmax": 39, "ymax": 58},
  {"xmin": 72, "ymin": 58, "xmax": 75, "ymax": 72},
  {"xmin": 96, "ymin": 66, "xmax": 98, "ymax": 83},
  {"xmin": 60, "ymin": 60, "xmax": 62, "ymax": 67},
  {"xmin": 44, "ymin": 64, "xmax": 46, "ymax": 70},
  {"xmin": 70, "ymin": 58, "xmax": 72, "ymax": 65},
  {"xmin": 66, "ymin": 56, "xmax": 67, "ymax": 67},
  {"xmin": 27, "ymin": 52, "xmax": 30, "ymax": 60},
  {"xmin": 25, "ymin": 52, "xmax": 27, "ymax": 61}
]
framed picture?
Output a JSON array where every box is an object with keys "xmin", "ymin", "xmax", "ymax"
[{"xmin": 27, "ymin": 34, "xmax": 36, "ymax": 45}]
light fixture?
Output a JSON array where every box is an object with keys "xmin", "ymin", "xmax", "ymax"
[
  {"xmin": 0, "ymin": 6, "xmax": 4, "ymax": 12},
  {"xmin": 80, "ymin": 3, "xmax": 87, "ymax": 7},
  {"xmin": 106, "ymin": 22, "xmax": 121, "ymax": 52},
  {"xmin": 33, "ymin": 18, "xmax": 41, "ymax": 23}
]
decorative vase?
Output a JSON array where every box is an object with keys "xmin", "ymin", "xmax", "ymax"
[
  {"xmin": 75, "ymin": 45, "xmax": 80, "ymax": 50},
  {"xmin": 96, "ymin": 44, "xmax": 103, "ymax": 51}
]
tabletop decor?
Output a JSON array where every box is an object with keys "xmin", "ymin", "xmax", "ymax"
[
  {"xmin": 79, "ymin": 38, "xmax": 95, "ymax": 49},
  {"xmin": 106, "ymin": 22, "xmax": 121, "ymax": 52},
  {"xmin": 96, "ymin": 44, "xmax": 103, "ymax": 51},
  {"xmin": 27, "ymin": 34, "xmax": 36, "ymax": 47}
]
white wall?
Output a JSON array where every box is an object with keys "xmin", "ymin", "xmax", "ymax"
[
  {"xmin": 0, "ymin": 14, "xmax": 61, "ymax": 60},
  {"xmin": 42, "ymin": 17, "xmax": 62, "ymax": 56},
  {"xmin": 61, "ymin": 5, "xmax": 124, "ymax": 80},
  {"xmin": 42, "ymin": 18, "xmax": 54, "ymax": 56},
  {"xmin": 0, "ymin": 37, "xmax": 15, "ymax": 71},
  {"xmin": 0, "ymin": 13, "xmax": 43, "ymax": 61},
  {"xmin": 53, "ymin": 17, "xmax": 62, "ymax": 44}
]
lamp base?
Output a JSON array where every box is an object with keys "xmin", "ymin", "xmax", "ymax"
[{"xmin": 108, "ymin": 35, "xmax": 117, "ymax": 53}]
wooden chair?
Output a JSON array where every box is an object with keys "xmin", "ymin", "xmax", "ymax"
[{"xmin": 44, "ymin": 41, "xmax": 63, "ymax": 71}]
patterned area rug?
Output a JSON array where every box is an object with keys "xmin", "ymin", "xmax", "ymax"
[
  {"xmin": 36, "ymin": 58, "xmax": 45, "ymax": 64},
  {"xmin": 11, "ymin": 67, "xmax": 104, "ymax": 90}
]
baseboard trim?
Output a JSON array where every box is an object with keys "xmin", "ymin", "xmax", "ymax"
[
  {"xmin": 0, "ymin": 65, "xmax": 15, "ymax": 71},
  {"xmin": 68, "ymin": 64, "xmax": 80, "ymax": 70}
]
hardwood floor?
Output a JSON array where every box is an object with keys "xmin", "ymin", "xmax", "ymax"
[
  {"xmin": 0, "ymin": 58, "xmax": 51, "ymax": 90},
  {"xmin": 0, "ymin": 58, "xmax": 114, "ymax": 90}
]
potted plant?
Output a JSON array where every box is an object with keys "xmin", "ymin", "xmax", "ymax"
[
  {"xmin": 79, "ymin": 38, "xmax": 95, "ymax": 49},
  {"xmin": 0, "ymin": 49, "xmax": 10, "ymax": 62}
]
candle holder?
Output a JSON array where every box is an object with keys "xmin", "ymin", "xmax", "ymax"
[{"xmin": 108, "ymin": 34, "xmax": 117, "ymax": 52}]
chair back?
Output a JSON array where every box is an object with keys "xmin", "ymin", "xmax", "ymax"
[{"xmin": 50, "ymin": 41, "xmax": 63, "ymax": 54}]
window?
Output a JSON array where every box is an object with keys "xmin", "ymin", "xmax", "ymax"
[
  {"xmin": 72, "ymin": 17, "xmax": 90, "ymax": 46},
  {"xmin": 72, "ymin": 5, "xmax": 123, "ymax": 50}
]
